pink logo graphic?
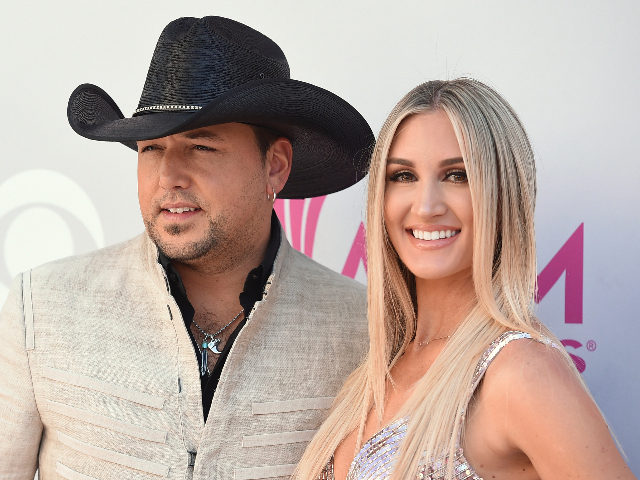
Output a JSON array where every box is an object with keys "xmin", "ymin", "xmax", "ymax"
[
  {"xmin": 274, "ymin": 197, "xmax": 326, "ymax": 257},
  {"xmin": 342, "ymin": 222, "xmax": 367, "ymax": 278},
  {"xmin": 535, "ymin": 223, "xmax": 587, "ymax": 372},
  {"xmin": 536, "ymin": 223, "xmax": 584, "ymax": 324},
  {"xmin": 274, "ymin": 197, "xmax": 367, "ymax": 276},
  {"xmin": 561, "ymin": 339, "xmax": 586, "ymax": 373}
]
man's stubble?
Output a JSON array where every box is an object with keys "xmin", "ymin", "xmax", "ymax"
[{"xmin": 144, "ymin": 206, "xmax": 265, "ymax": 276}]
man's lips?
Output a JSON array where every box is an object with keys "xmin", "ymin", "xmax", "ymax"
[
  {"xmin": 163, "ymin": 206, "xmax": 199, "ymax": 214},
  {"xmin": 158, "ymin": 203, "xmax": 202, "ymax": 220},
  {"xmin": 159, "ymin": 201, "xmax": 201, "ymax": 213}
]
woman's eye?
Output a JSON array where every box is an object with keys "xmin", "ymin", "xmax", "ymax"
[
  {"xmin": 388, "ymin": 170, "xmax": 416, "ymax": 182},
  {"xmin": 444, "ymin": 169, "xmax": 467, "ymax": 183}
]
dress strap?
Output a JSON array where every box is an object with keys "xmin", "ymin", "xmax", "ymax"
[
  {"xmin": 472, "ymin": 331, "xmax": 527, "ymax": 389},
  {"xmin": 471, "ymin": 330, "xmax": 561, "ymax": 390},
  {"xmin": 457, "ymin": 331, "xmax": 560, "ymax": 444}
]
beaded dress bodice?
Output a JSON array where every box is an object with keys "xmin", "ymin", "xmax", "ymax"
[{"xmin": 320, "ymin": 331, "xmax": 555, "ymax": 480}]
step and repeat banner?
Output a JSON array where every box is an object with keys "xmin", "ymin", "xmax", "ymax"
[{"xmin": 1, "ymin": 0, "xmax": 638, "ymax": 473}]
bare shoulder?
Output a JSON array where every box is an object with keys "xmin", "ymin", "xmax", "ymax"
[
  {"xmin": 479, "ymin": 336, "xmax": 596, "ymax": 432},
  {"xmin": 475, "ymin": 336, "xmax": 636, "ymax": 479},
  {"xmin": 482, "ymin": 336, "xmax": 578, "ymax": 395}
]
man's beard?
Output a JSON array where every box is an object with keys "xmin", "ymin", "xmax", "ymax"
[{"xmin": 146, "ymin": 216, "xmax": 221, "ymax": 263}]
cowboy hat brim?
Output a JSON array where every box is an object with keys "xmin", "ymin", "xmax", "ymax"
[{"xmin": 68, "ymin": 79, "xmax": 373, "ymax": 199}]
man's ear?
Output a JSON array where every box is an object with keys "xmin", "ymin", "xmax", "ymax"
[{"xmin": 266, "ymin": 137, "xmax": 293, "ymax": 195}]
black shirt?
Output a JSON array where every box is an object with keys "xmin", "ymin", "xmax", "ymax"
[{"xmin": 158, "ymin": 213, "xmax": 281, "ymax": 421}]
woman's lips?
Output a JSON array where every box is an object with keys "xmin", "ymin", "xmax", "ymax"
[
  {"xmin": 406, "ymin": 227, "xmax": 461, "ymax": 248},
  {"xmin": 410, "ymin": 228, "xmax": 460, "ymax": 241}
]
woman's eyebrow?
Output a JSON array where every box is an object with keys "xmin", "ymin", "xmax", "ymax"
[
  {"xmin": 387, "ymin": 157, "xmax": 414, "ymax": 167},
  {"xmin": 387, "ymin": 157, "xmax": 464, "ymax": 167},
  {"xmin": 439, "ymin": 157, "xmax": 464, "ymax": 167}
]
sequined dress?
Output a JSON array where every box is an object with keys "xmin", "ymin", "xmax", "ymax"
[{"xmin": 320, "ymin": 331, "xmax": 556, "ymax": 480}]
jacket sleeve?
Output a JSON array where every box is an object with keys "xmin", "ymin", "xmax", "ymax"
[{"xmin": 0, "ymin": 272, "xmax": 42, "ymax": 479}]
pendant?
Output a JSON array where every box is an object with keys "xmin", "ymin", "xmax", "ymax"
[
  {"xmin": 200, "ymin": 341, "xmax": 209, "ymax": 376},
  {"xmin": 208, "ymin": 338, "xmax": 223, "ymax": 355}
]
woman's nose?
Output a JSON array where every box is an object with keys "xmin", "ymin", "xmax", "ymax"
[{"xmin": 412, "ymin": 182, "xmax": 446, "ymax": 218}]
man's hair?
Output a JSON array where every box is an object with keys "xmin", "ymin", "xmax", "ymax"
[{"xmin": 250, "ymin": 125, "xmax": 286, "ymax": 159}]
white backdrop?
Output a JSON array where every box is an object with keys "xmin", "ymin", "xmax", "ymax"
[{"xmin": 1, "ymin": 0, "xmax": 638, "ymax": 474}]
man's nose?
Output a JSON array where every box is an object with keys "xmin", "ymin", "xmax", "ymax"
[{"xmin": 158, "ymin": 150, "xmax": 191, "ymax": 190}]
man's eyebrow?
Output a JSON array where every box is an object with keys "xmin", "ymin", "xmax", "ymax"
[{"xmin": 182, "ymin": 131, "xmax": 225, "ymax": 141}]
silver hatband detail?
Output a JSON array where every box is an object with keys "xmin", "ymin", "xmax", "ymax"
[{"xmin": 133, "ymin": 104, "xmax": 202, "ymax": 115}]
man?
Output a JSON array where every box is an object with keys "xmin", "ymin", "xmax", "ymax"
[{"xmin": 0, "ymin": 16, "xmax": 373, "ymax": 480}]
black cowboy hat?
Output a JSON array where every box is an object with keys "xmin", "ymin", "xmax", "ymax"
[{"xmin": 67, "ymin": 16, "xmax": 374, "ymax": 199}]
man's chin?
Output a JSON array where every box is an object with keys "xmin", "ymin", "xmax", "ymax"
[
  {"xmin": 144, "ymin": 217, "xmax": 222, "ymax": 262},
  {"xmin": 147, "ymin": 229, "xmax": 213, "ymax": 262},
  {"xmin": 164, "ymin": 224, "xmax": 188, "ymax": 236}
]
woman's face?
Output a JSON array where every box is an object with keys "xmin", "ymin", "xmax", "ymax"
[{"xmin": 384, "ymin": 110, "xmax": 473, "ymax": 282}]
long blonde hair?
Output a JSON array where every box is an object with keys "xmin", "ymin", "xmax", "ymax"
[{"xmin": 294, "ymin": 78, "xmax": 578, "ymax": 479}]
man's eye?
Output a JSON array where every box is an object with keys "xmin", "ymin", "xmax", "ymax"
[
  {"xmin": 388, "ymin": 170, "xmax": 415, "ymax": 182},
  {"xmin": 444, "ymin": 169, "xmax": 468, "ymax": 183},
  {"xmin": 139, "ymin": 145, "xmax": 156, "ymax": 153},
  {"xmin": 194, "ymin": 145, "xmax": 215, "ymax": 151}
]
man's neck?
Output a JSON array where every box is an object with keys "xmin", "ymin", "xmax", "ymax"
[{"xmin": 172, "ymin": 232, "xmax": 270, "ymax": 316}]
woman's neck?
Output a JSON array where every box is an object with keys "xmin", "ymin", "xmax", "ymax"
[{"xmin": 413, "ymin": 268, "xmax": 476, "ymax": 342}]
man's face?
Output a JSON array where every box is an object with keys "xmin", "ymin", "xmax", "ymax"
[{"xmin": 137, "ymin": 123, "xmax": 272, "ymax": 269}]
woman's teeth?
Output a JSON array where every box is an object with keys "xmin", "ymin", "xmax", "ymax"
[{"xmin": 411, "ymin": 229, "xmax": 459, "ymax": 241}]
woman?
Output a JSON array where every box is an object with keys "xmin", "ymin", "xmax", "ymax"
[{"xmin": 294, "ymin": 79, "xmax": 634, "ymax": 479}]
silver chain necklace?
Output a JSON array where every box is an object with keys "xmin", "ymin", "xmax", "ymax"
[{"xmin": 192, "ymin": 308, "xmax": 244, "ymax": 376}]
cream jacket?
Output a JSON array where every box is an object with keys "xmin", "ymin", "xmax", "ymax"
[{"xmin": 0, "ymin": 233, "xmax": 368, "ymax": 480}]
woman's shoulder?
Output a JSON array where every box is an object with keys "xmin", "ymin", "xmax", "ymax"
[
  {"xmin": 470, "ymin": 331, "xmax": 566, "ymax": 388},
  {"xmin": 480, "ymin": 331, "xmax": 579, "ymax": 400},
  {"xmin": 468, "ymin": 339, "xmax": 634, "ymax": 478},
  {"xmin": 476, "ymin": 330, "xmax": 599, "ymax": 453}
]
